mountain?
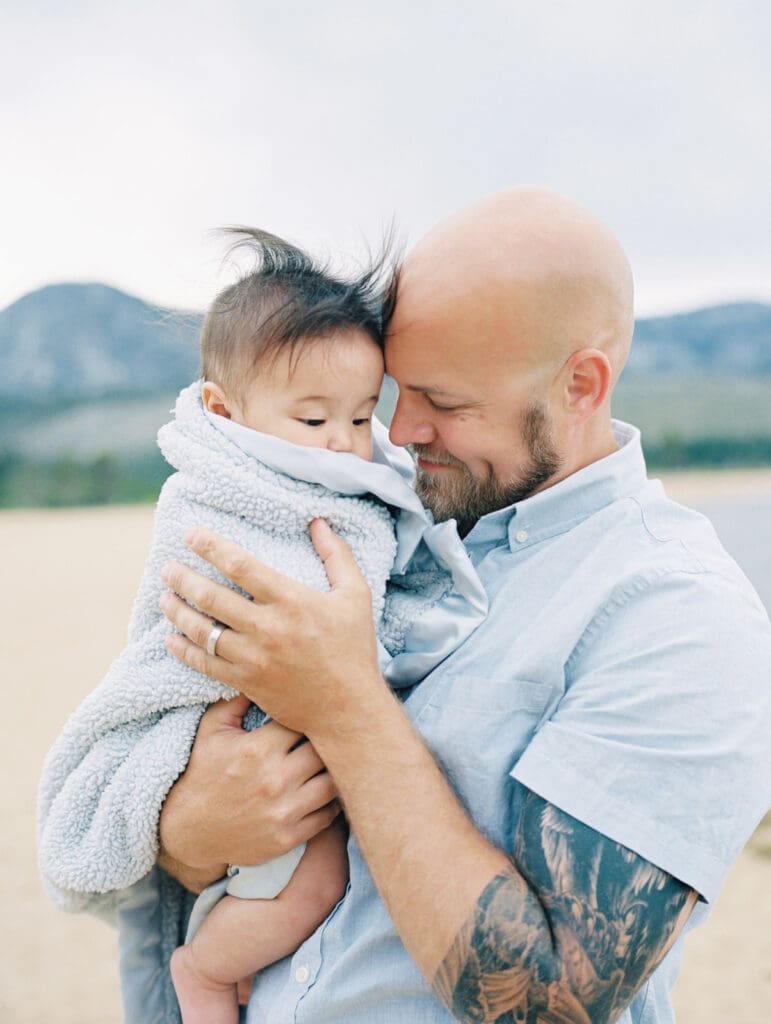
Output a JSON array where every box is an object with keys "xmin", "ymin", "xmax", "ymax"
[
  {"xmin": 0, "ymin": 283, "xmax": 201, "ymax": 402},
  {"xmin": 0, "ymin": 284, "xmax": 768, "ymax": 505},
  {"xmin": 627, "ymin": 302, "xmax": 771, "ymax": 375},
  {"xmin": 0, "ymin": 284, "xmax": 769, "ymax": 404}
]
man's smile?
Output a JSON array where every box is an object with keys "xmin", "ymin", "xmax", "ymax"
[
  {"xmin": 416, "ymin": 457, "xmax": 456, "ymax": 472},
  {"xmin": 411, "ymin": 445, "xmax": 464, "ymax": 473}
]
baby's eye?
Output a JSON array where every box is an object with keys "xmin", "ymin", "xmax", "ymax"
[
  {"xmin": 301, "ymin": 419, "xmax": 326, "ymax": 427},
  {"xmin": 353, "ymin": 417, "xmax": 371, "ymax": 426}
]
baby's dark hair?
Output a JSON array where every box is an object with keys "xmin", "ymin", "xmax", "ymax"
[{"xmin": 201, "ymin": 227, "xmax": 396, "ymax": 398}]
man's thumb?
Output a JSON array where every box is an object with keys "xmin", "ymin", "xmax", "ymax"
[{"xmin": 309, "ymin": 518, "xmax": 362, "ymax": 591}]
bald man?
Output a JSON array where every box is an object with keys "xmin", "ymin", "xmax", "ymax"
[{"xmin": 158, "ymin": 189, "xmax": 770, "ymax": 1024}]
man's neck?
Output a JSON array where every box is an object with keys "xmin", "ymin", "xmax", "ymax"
[{"xmin": 541, "ymin": 415, "xmax": 619, "ymax": 496}]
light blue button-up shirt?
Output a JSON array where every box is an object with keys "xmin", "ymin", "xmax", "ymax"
[{"xmin": 246, "ymin": 421, "xmax": 770, "ymax": 1024}]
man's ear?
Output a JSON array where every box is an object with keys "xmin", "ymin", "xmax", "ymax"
[
  {"xmin": 562, "ymin": 348, "xmax": 612, "ymax": 422},
  {"xmin": 201, "ymin": 381, "xmax": 233, "ymax": 419}
]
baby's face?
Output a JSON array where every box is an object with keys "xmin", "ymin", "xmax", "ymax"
[{"xmin": 230, "ymin": 330, "xmax": 384, "ymax": 461}]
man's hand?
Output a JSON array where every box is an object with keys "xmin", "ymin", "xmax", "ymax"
[
  {"xmin": 158, "ymin": 694, "xmax": 340, "ymax": 890},
  {"xmin": 159, "ymin": 519, "xmax": 384, "ymax": 738}
]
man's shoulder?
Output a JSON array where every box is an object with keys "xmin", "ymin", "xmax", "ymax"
[
  {"xmin": 595, "ymin": 479, "xmax": 753, "ymax": 593},
  {"xmin": 572, "ymin": 483, "xmax": 770, "ymax": 667},
  {"xmin": 562, "ymin": 480, "xmax": 769, "ymax": 646}
]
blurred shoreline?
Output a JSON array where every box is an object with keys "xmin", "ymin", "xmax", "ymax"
[
  {"xmin": 656, "ymin": 465, "xmax": 771, "ymax": 502},
  {"xmin": 2, "ymin": 463, "xmax": 771, "ymax": 519}
]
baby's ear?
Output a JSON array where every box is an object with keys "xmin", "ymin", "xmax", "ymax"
[{"xmin": 201, "ymin": 381, "xmax": 233, "ymax": 419}]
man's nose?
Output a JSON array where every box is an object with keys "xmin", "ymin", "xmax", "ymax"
[{"xmin": 388, "ymin": 398, "xmax": 436, "ymax": 447}]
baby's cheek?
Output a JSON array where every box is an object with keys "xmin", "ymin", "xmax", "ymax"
[
  {"xmin": 358, "ymin": 432, "xmax": 374, "ymax": 462},
  {"xmin": 278, "ymin": 420, "xmax": 324, "ymax": 449}
]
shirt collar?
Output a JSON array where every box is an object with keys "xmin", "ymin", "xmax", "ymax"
[{"xmin": 462, "ymin": 420, "xmax": 648, "ymax": 552}]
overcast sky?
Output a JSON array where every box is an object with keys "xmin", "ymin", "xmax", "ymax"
[{"xmin": 2, "ymin": 0, "xmax": 769, "ymax": 317}]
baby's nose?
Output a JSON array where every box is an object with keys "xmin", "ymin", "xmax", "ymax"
[{"xmin": 327, "ymin": 426, "xmax": 354, "ymax": 453}]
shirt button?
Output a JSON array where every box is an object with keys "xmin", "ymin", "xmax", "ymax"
[
  {"xmin": 295, "ymin": 965, "xmax": 311, "ymax": 984},
  {"xmin": 515, "ymin": 529, "xmax": 529, "ymax": 543}
]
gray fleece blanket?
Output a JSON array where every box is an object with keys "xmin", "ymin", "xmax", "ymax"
[{"xmin": 37, "ymin": 382, "xmax": 487, "ymax": 1022}]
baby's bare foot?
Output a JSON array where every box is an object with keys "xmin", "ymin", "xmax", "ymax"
[{"xmin": 170, "ymin": 944, "xmax": 239, "ymax": 1024}]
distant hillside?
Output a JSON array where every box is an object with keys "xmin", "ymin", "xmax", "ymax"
[
  {"xmin": 0, "ymin": 283, "xmax": 200, "ymax": 402},
  {"xmin": 627, "ymin": 302, "xmax": 771, "ymax": 374},
  {"xmin": 0, "ymin": 284, "xmax": 769, "ymax": 403},
  {"xmin": 0, "ymin": 283, "xmax": 769, "ymax": 508}
]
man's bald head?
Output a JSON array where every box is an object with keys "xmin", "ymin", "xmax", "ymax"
[
  {"xmin": 391, "ymin": 187, "xmax": 634, "ymax": 385},
  {"xmin": 385, "ymin": 188, "xmax": 635, "ymax": 524}
]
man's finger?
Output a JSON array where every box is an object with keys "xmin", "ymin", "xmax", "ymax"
[
  {"xmin": 161, "ymin": 591, "xmax": 241, "ymax": 662},
  {"xmin": 184, "ymin": 528, "xmax": 300, "ymax": 603},
  {"xmin": 286, "ymin": 738, "xmax": 329, "ymax": 783},
  {"xmin": 165, "ymin": 631, "xmax": 243, "ymax": 690},
  {"xmin": 309, "ymin": 518, "xmax": 366, "ymax": 591},
  {"xmin": 290, "ymin": 801, "xmax": 343, "ymax": 847},
  {"xmin": 161, "ymin": 560, "xmax": 258, "ymax": 630},
  {"xmin": 295, "ymin": 772, "xmax": 338, "ymax": 817},
  {"xmin": 199, "ymin": 695, "xmax": 253, "ymax": 733},
  {"xmin": 256, "ymin": 718, "xmax": 308, "ymax": 754}
]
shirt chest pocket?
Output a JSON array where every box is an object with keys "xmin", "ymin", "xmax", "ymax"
[{"xmin": 411, "ymin": 673, "xmax": 555, "ymax": 841}]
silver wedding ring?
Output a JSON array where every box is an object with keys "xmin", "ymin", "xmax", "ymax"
[{"xmin": 206, "ymin": 621, "xmax": 226, "ymax": 656}]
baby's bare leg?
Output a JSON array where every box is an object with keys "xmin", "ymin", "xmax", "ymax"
[{"xmin": 170, "ymin": 821, "xmax": 348, "ymax": 1024}]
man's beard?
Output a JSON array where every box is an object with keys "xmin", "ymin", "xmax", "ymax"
[{"xmin": 412, "ymin": 402, "xmax": 562, "ymax": 537}]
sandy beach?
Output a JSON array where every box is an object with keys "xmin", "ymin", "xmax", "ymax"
[
  {"xmin": 655, "ymin": 465, "xmax": 771, "ymax": 504},
  {"xmin": 5, "ymin": 474, "xmax": 770, "ymax": 1022}
]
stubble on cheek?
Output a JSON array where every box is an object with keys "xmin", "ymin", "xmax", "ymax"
[{"xmin": 411, "ymin": 403, "xmax": 562, "ymax": 536}]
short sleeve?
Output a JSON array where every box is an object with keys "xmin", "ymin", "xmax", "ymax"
[{"xmin": 511, "ymin": 568, "xmax": 771, "ymax": 902}]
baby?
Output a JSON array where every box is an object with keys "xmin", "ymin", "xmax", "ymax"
[
  {"xmin": 169, "ymin": 234, "xmax": 389, "ymax": 1021},
  {"xmin": 38, "ymin": 229, "xmax": 487, "ymax": 1024}
]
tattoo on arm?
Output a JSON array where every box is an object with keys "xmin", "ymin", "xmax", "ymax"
[{"xmin": 433, "ymin": 791, "xmax": 696, "ymax": 1024}]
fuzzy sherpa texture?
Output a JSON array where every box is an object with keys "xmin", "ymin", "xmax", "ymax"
[{"xmin": 38, "ymin": 383, "xmax": 405, "ymax": 903}]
